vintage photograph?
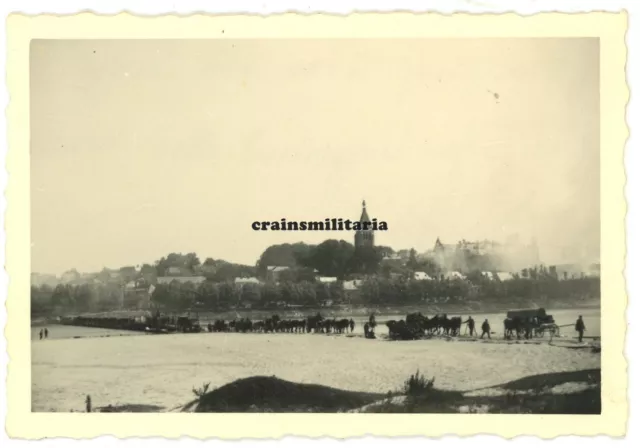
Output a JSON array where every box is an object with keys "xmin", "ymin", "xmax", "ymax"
[{"xmin": 27, "ymin": 36, "xmax": 604, "ymax": 415}]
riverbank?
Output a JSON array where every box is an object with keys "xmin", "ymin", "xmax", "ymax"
[
  {"xmin": 32, "ymin": 327, "xmax": 601, "ymax": 412},
  {"xmin": 33, "ymin": 297, "xmax": 600, "ymax": 324}
]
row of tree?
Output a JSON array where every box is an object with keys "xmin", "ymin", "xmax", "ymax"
[
  {"xmin": 31, "ymin": 283, "xmax": 124, "ymax": 316},
  {"xmin": 359, "ymin": 275, "xmax": 600, "ymax": 305},
  {"xmin": 32, "ymin": 272, "xmax": 600, "ymax": 315},
  {"xmin": 150, "ymin": 280, "xmax": 345, "ymax": 311}
]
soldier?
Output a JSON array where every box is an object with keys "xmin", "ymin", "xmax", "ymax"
[
  {"xmin": 368, "ymin": 313, "xmax": 377, "ymax": 329},
  {"xmin": 349, "ymin": 318, "xmax": 355, "ymax": 333},
  {"xmin": 463, "ymin": 316, "xmax": 476, "ymax": 336},
  {"xmin": 575, "ymin": 315, "xmax": 586, "ymax": 343},
  {"xmin": 480, "ymin": 319, "xmax": 491, "ymax": 339}
]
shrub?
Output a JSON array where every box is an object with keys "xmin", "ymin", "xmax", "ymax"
[
  {"xmin": 403, "ymin": 370, "xmax": 435, "ymax": 397},
  {"xmin": 192, "ymin": 382, "xmax": 211, "ymax": 398}
]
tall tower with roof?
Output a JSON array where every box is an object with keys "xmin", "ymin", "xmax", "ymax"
[{"xmin": 354, "ymin": 200, "xmax": 375, "ymax": 249}]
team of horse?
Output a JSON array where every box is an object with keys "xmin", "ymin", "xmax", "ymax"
[
  {"xmin": 385, "ymin": 313, "xmax": 464, "ymax": 341},
  {"xmin": 62, "ymin": 311, "xmax": 554, "ymax": 342},
  {"xmin": 206, "ymin": 314, "xmax": 356, "ymax": 334},
  {"xmin": 386, "ymin": 312, "xmax": 557, "ymax": 341}
]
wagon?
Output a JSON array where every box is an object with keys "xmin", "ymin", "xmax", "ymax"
[{"xmin": 506, "ymin": 308, "xmax": 559, "ymax": 337}]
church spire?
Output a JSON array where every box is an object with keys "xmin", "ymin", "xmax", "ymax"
[
  {"xmin": 360, "ymin": 199, "xmax": 370, "ymax": 222},
  {"xmin": 354, "ymin": 200, "xmax": 374, "ymax": 249}
]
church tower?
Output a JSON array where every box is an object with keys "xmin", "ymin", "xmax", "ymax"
[{"xmin": 354, "ymin": 200, "xmax": 375, "ymax": 249}]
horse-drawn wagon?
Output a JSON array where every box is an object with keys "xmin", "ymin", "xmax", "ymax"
[{"xmin": 504, "ymin": 308, "xmax": 559, "ymax": 339}]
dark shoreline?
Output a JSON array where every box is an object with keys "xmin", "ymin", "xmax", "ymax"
[{"xmin": 32, "ymin": 299, "xmax": 600, "ymax": 326}]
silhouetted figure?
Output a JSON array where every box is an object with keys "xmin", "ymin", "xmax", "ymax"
[
  {"xmin": 575, "ymin": 315, "xmax": 586, "ymax": 342},
  {"xmin": 39, "ymin": 329, "xmax": 43, "ymax": 340},
  {"xmin": 349, "ymin": 319, "xmax": 355, "ymax": 333},
  {"xmin": 369, "ymin": 313, "xmax": 377, "ymax": 329},
  {"xmin": 463, "ymin": 316, "xmax": 476, "ymax": 336},
  {"xmin": 480, "ymin": 319, "xmax": 491, "ymax": 339},
  {"xmin": 364, "ymin": 322, "xmax": 375, "ymax": 339},
  {"xmin": 44, "ymin": 328, "xmax": 49, "ymax": 339},
  {"xmin": 85, "ymin": 395, "xmax": 92, "ymax": 413}
]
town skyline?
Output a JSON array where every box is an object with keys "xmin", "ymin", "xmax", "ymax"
[
  {"xmin": 31, "ymin": 39, "xmax": 599, "ymax": 275},
  {"xmin": 32, "ymin": 224, "xmax": 588, "ymax": 278}
]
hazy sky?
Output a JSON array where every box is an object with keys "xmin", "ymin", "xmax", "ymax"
[{"xmin": 30, "ymin": 38, "xmax": 600, "ymax": 275}]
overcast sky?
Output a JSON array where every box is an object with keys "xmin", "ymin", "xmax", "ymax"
[{"xmin": 30, "ymin": 38, "xmax": 599, "ymax": 275}]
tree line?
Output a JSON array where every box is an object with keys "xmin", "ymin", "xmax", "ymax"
[
  {"xmin": 31, "ymin": 244, "xmax": 599, "ymax": 316},
  {"xmin": 32, "ymin": 269, "xmax": 599, "ymax": 316}
]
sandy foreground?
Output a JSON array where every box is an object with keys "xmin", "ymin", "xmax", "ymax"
[{"xmin": 31, "ymin": 330, "xmax": 600, "ymax": 412}]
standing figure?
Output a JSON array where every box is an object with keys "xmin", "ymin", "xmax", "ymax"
[
  {"xmin": 39, "ymin": 329, "xmax": 43, "ymax": 340},
  {"xmin": 463, "ymin": 316, "xmax": 476, "ymax": 336},
  {"xmin": 575, "ymin": 315, "xmax": 586, "ymax": 343},
  {"xmin": 349, "ymin": 318, "xmax": 355, "ymax": 333},
  {"xmin": 480, "ymin": 319, "xmax": 491, "ymax": 339},
  {"xmin": 44, "ymin": 328, "xmax": 49, "ymax": 339}
]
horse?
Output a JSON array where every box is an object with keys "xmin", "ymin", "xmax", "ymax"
[
  {"xmin": 335, "ymin": 319, "xmax": 350, "ymax": 334},
  {"xmin": 446, "ymin": 317, "xmax": 463, "ymax": 336},
  {"xmin": 504, "ymin": 317, "xmax": 526, "ymax": 339},
  {"xmin": 387, "ymin": 319, "xmax": 422, "ymax": 341}
]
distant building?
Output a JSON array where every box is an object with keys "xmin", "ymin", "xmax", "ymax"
[
  {"xmin": 413, "ymin": 271, "xmax": 432, "ymax": 281},
  {"xmin": 234, "ymin": 277, "xmax": 262, "ymax": 286},
  {"xmin": 316, "ymin": 276, "xmax": 338, "ymax": 284},
  {"xmin": 266, "ymin": 266, "xmax": 290, "ymax": 283},
  {"xmin": 165, "ymin": 267, "xmax": 183, "ymax": 276},
  {"xmin": 444, "ymin": 271, "xmax": 466, "ymax": 280},
  {"xmin": 156, "ymin": 276, "xmax": 206, "ymax": 285},
  {"xmin": 124, "ymin": 278, "xmax": 153, "ymax": 309},
  {"xmin": 381, "ymin": 255, "xmax": 404, "ymax": 267},
  {"xmin": 198, "ymin": 264, "xmax": 217, "ymax": 276},
  {"xmin": 343, "ymin": 279, "xmax": 364, "ymax": 304}
]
